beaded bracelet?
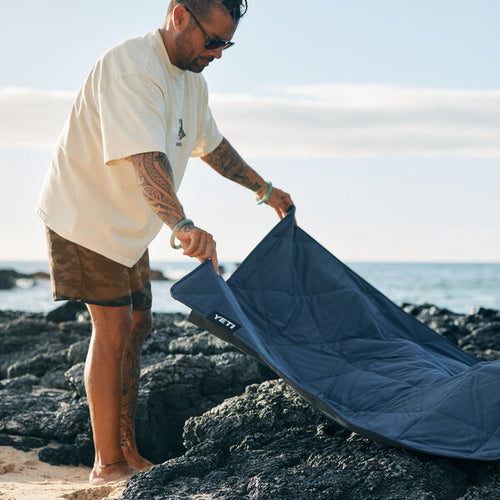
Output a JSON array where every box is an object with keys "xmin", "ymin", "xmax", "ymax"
[
  {"xmin": 256, "ymin": 182, "xmax": 273, "ymax": 205},
  {"xmin": 170, "ymin": 219, "xmax": 194, "ymax": 249}
]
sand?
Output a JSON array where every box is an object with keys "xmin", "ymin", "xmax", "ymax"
[{"xmin": 0, "ymin": 446, "xmax": 126, "ymax": 500}]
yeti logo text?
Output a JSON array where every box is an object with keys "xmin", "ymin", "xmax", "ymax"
[
  {"xmin": 214, "ymin": 313, "xmax": 236, "ymax": 329},
  {"xmin": 208, "ymin": 311, "xmax": 241, "ymax": 333}
]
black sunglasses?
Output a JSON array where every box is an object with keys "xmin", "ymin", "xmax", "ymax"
[{"xmin": 184, "ymin": 6, "xmax": 234, "ymax": 51}]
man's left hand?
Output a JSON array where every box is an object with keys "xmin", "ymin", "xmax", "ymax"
[{"xmin": 262, "ymin": 186, "xmax": 294, "ymax": 219}]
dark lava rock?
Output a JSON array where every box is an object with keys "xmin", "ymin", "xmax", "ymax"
[
  {"xmin": 123, "ymin": 380, "xmax": 485, "ymax": 500},
  {"xmin": 150, "ymin": 269, "xmax": 172, "ymax": 281},
  {"xmin": 0, "ymin": 269, "xmax": 34, "ymax": 290},
  {"xmin": 402, "ymin": 304, "xmax": 500, "ymax": 361},
  {"xmin": 0, "ymin": 306, "xmax": 274, "ymax": 467},
  {"xmin": 0, "ymin": 302, "xmax": 499, "ymax": 498},
  {"xmin": 121, "ymin": 305, "xmax": 500, "ymax": 500},
  {"xmin": 45, "ymin": 300, "xmax": 89, "ymax": 323},
  {"xmin": 137, "ymin": 349, "xmax": 272, "ymax": 462},
  {"xmin": 0, "ymin": 433, "xmax": 49, "ymax": 451},
  {"xmin": 0, "ymin": 309, "xmax": 91, "ymax": 379},
  {"xmin": 33, "ymin": 271, "xmax": 50, "ymax": 280}
]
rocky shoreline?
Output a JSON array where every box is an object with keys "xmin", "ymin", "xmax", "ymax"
[
  {"xmin": 0, "ymin": 268, "xmax": 175, "ymax": 290},
  {"xmin": 0, "ymin": 269, "xmax": 50, "ymax": 290},
  {"xmin": 0, "ymin": 302, "xmax": 499, "ymax": 499}
]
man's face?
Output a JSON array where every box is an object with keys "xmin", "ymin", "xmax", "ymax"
[{"xmin": 174, "ymin": 6, "xmax": 237, "ymax": 73}]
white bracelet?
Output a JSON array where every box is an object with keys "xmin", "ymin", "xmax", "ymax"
[
  {"xmin": 256, "ymin": 182, "xmax": 273, "ymax": 205},
  {"xmin": 170, "ymin": 219, "xmax": 193, "ymax": 249}
]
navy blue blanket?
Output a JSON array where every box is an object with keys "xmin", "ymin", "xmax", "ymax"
[{"xmin": 170, "ymin": 208, "xmax": 500, "ymax": 460}]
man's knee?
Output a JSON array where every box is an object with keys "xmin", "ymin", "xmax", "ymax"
[{"xmin": 87, "ymin": 304, "xmax": 134, "ymax": 348}]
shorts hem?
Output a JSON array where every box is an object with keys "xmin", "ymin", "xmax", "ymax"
[{"xmin": 53, "ymin": 291, "xmax": 151, "ymax": 310}]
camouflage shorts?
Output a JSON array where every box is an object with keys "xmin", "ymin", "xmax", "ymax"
[{"xmin": 45, "ymin": 227, "xmax": 152, "ymax": 310}]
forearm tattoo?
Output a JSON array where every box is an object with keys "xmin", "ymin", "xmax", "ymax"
[
  {"xmin": 202, "ymin": 138, "xmax": 263, "ymax": 191},
  {"xmin": 131, "ymin": 152, "xmax": 185, "ymax": 228}
]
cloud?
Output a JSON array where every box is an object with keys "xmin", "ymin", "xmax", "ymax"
[
  {"xmin": 211, "ymin": 84, "xmax": 500, "ymax": 158},
  {"xmin": 0, "ymin": 87, "xmax": 75, "ymax": 150},
  {"xmin": 1, "ymin": 84, "xmax": 499, "ymax": 157}
]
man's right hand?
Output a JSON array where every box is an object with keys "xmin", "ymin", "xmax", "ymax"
[{"xmin": 175, "ymin": 225, "xmax": 219, "ymax": 275}]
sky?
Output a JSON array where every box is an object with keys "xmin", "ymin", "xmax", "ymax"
[{"xmin": 1, "ymin": 0, "xmax": 499, "ymax": 263}]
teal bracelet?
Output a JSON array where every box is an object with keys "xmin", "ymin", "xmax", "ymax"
[
  {"xmin": 256, "ymin": 182, "xmax": 273, "ymax": 205},
  {"xmin": 170, "ymin": 219, "xmax": 194, "ymax": 249}
]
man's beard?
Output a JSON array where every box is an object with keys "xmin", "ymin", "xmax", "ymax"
[{"xmin": 175, "ymin": 30, "xmax": 210, "ymax": 73}]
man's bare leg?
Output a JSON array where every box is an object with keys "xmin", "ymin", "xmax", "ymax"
[
  {"xmin": 120, "ymin": 308, "xmax": 154, "ymax": 471},
  {"xmin": 85, "ymin": 304, "xmax": 137, "ymax": 485}
]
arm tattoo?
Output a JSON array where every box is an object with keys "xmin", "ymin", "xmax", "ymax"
[
  {"xmin": 131, "ymin": 152, "xmax": 186, "ymax": 228},
  {"xmin": 201, "ymin": 138, "xmax": 264, "ymax": 191}
]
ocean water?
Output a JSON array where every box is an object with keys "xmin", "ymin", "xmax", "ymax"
[{"xmin": 0, "ymin": 261, "xmax": 499, "ymax": 315}]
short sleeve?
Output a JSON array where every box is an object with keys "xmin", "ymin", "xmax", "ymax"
[
  {"xmin": 99, "ymin": 74, "xmax": 167, "ymax": 165},
  {"xmin": 189, "ymin": 82, "xmax": 223, "ymax": 158}
]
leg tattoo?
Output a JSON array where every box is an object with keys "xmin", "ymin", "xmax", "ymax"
[{"xmin": 120, "ymin": 309, "xmax": 154, "ymax": 471}]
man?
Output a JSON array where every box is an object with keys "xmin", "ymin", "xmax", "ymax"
[{"xmin": 37, "ymin": 0, "xmax": 293, "ymax": 486}]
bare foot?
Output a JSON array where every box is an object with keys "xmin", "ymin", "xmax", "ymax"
[
  {"xmin": 89, "ymin": 461, "xmax": 137, "ymax": 486},
  {"xmin": 123, "ymin": 450, "xmax": 154, "ymax": 472}
]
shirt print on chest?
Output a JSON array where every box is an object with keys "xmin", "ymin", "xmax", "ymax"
[{"xmin": 176, "ymin": 118, "xmax": 186, "ymax": 147}]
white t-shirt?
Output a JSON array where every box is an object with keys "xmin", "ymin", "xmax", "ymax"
[{"xmin": 37, "ymin": 29, "xmax": 223, "ymax": 267}]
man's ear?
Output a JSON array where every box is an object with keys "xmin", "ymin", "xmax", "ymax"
[{"xmin": 172, "ymin": 5, "xmax": 189, "ymax": 30}]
